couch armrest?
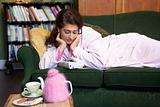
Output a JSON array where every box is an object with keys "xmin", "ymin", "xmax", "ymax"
[{"xmin": 17, "ymin": 46, "xmax": 40, "ymax": 88}]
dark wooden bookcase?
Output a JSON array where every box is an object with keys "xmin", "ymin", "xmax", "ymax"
[{"xmin": 2, "ymin": 1, "xmax": 73, "ymax": 73}]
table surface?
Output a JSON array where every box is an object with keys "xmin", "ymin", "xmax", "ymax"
[{"xmin": 4, "ymin": 94, "xmax": 74, "ymax": 107}]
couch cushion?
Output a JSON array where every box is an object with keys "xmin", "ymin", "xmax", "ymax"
[
  {"xmin": 31, "ymin": 67, "xmax": 103, "ymax": 88},
  {"xmin": 103, "ymin": 67, "xmax": 160, "ymax": 89}
]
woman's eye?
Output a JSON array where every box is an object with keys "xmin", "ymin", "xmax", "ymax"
[
  {"xmin": 64, "ymin": 31, "xmax": 70, "ymax": 34},
  {"xmin": 63, "ymin": 29, "xmax": 78, "ymax": 35},
  {"xmin": 73, "ymin": 31, "xmax": 78, "ymax": 34}
]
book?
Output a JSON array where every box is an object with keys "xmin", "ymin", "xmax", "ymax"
[
  {"xmin": 42, "ymin": 6, "xmax": 56, "ymax": 21},
  {"xmin": 36, "ymin": 9, "xmax": 48, "ymax": 21},
  {"xmin": 22, "ymin": 25, "xmax": 30, "ymax": 41},
  {"xmin": 56, "ymin": 5, "xmax": 62, "ymax": 12},
  {"xmin": 7, "ymin": 8, "xmax": 12, "ymax": 21},
  {"xmin": 58, "ymin": 61, "xmax": 84, "ymax": 69},
  {"xmin": 17, "ymin": 25, "xmax": 23, "ymax": 41},
  {"xmin": 29, "ymin": 6, "xmax": 40, "ymax": 21},
  {"xmin": 13, "ymin": 5, "xmax": 23, "ymax": 21},
  {"xmin": 8, "ymin": 6, "xmax": 17, "ymax": 21},
  {"xmin": 50, "ymin": 6, "xmax": 59, "ymax": 16},
  {"xmin": 28, "ymin": 8, "xmax": 36, "ymax": 21},
  {"xmin": 17, "ymin": 5, "xmax": 25, "ymax": 21},
  {"xmin": 8, "ymin": 25, "xmax": 16, "ymax": 42},
  {"xmin": 20, "ymin": 6, "xmax": 29, "ymax": 21},
  {"xmin": 9, "ymin": 45, "xmax": 16, "ymax": 61},
  {"xmin": 23, "ymin": 7, "xmax": 30, "ymax": 21}
]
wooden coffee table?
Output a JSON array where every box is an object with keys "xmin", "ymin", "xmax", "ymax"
[{"xmin": 4, "ymin": 94, "xmax": 74, "ymax": 107}]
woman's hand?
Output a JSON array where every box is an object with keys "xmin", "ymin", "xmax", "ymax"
[
  {"xmin": 56, "ymin": 33, "xmax": 66, "ymax": 47},
  {"xmin": 70, "ymin": 35, "xmax": 80, "ymax": 52},
  {"xmin": 56, "ymin": 33, "xmax": 66, "ymax": 52}
]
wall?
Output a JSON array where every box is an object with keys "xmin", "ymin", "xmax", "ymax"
[
  {"xmin": 78, "ymin": 0, "xmax": 160, "ymax": 16},
  {"xmin": 78, "ymin": 0, "xmax": 116, "ymax": 16},
  {"xmin": 116, "ymin": 0, "xmax": 160, "ymax": 14}
]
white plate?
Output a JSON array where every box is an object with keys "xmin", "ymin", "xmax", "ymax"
[
  {"xmin": 21, "ymin": 89, "xmax": 43, "ymax": 98},
  {"xmin": 12, "ymin": 97, "xmax": 43, "ymax": 106}
]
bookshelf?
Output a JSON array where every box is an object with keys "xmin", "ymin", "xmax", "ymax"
[{"xmin": 2, "ymin": 1, "xmax": 73, "ymax": 73}]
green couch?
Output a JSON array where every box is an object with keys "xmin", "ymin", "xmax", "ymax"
[{"xmin": 17, "ymin": 11, "xmax": 160, "ymax": 107}]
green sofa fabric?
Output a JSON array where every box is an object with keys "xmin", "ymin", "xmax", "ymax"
[
  {"xmin": 17, "ymin": 11, "xmax": 160, "ymax": 107},
  {"xmin": 104, "ymin": 67, "xmax": 160, "ymax": 88}
]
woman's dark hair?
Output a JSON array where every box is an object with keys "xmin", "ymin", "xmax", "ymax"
[{"xmin": 45, "ymin": 9, "xmax": 84, "ymax": 47}]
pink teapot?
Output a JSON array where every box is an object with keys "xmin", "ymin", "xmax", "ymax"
[{"xmin": 38, "ymin": 69, "xmax": 73, "ymax": 103}]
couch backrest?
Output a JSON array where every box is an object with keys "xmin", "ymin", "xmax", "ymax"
[{"xmin": 83, "ymin": 11, "xmax": 160, "ymax": 40}]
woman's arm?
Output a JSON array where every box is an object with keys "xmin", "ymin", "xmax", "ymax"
[
  {"xmin": 39, "ymin": 46, "xmax": 67, "ymax": 69},
  {"xmin": 56, "ymin": 33, "xmax": 67, "ymax": 54},
  {"xmin": 72, "ymin": 45, "xmax": 106, "ymax": 69},
  {"xmin": 70, "ymin": 35, "xmax": 80, "ymax": 53},
  {"xmin": 72, "ymin": 26, "xmax": 107, "ymax": 69},
  {"xmin": 39, "ymin": 33, "xmax": 68, "ymax": 69}
]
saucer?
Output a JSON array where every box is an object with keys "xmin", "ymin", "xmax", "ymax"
[
  {"xmin": 13, "ymin": 97, "xmax": 43, "ymax": 106},
  {"xmin": 21, "ymin": 89, "xmax": 43, "ymax": 98}
]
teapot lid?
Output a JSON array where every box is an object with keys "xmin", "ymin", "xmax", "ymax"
[{"xmin": 47, "ymin": 69, "xmax": 59, "ymax": 77}]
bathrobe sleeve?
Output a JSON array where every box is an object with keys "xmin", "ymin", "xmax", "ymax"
[
  {"xmin": 73, "ymin": 47, "xmax": 105, "ymax": 69},
  {"xmin": 72, "ymin": 26, "xmax": 107, "ymax": 69},
  {"xmin": 39, "ymin": 46, "xmax": 71, "ymax": 69}
]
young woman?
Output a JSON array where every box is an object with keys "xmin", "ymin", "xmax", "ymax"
[{"xmin": 39, "ymin": 9, "xmax": 160, "ymax": 70}]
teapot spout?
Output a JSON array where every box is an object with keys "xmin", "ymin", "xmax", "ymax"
[{"xmin": 38, "ymin": 77, "xmax": 44, "ymax": 90}]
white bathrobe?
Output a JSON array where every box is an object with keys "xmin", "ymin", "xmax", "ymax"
[{"xmin": 39, "ymin": 26, "xmax": 160, "ymax": 69}]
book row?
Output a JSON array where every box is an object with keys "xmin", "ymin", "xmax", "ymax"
[
  {"xmin": 7, "ymin": 4, "xmax": 71, "ymax": 22},
  {"xmin": 7, "ymin": 23, "xmax": 53, "ymax": 42}
]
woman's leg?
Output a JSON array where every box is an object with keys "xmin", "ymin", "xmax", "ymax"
[{"xmin": 135, "ymin": 35, "xmax": 160, "ymax": 67}]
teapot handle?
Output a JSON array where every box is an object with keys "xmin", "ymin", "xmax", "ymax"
[
  {"xmin": 38, "ymin": 77, "xmax": 44, "ymax": 90},
  {"xmin": 65, "ymin": 80, "xmax": 73, "ymax": 96}
]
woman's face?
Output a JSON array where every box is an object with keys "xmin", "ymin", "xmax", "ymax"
[{"xmin": 60, "ymin": 24, "xmax": 79, "ymax": 45}]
